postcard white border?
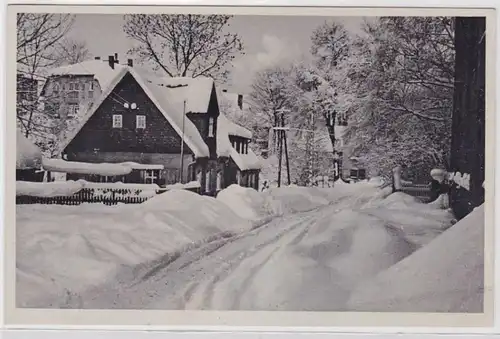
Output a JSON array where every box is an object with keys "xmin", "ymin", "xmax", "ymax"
[{"xmin": 2, "ymin": 3, "xmax": 497, "ymax": 331}]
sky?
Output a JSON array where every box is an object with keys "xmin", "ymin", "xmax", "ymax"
[{"xmin": 67, "ymin": 14, "xmax": 368, "ymax": 94}]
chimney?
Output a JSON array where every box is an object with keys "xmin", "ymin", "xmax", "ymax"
[
  {"xmin": 237, "ymin": 94, "xmax": 243, "ymax": 110},
  {"xmin": 127, "ymin": 59, "xmax": 133, "ymax": 67},
  {"xmin": 114, "ymin": 53, "xmax": 119, "ymax": 64},
  {"xmin": 108, "ymin": 55, "xmax": 114, "ymax": 69},
  {"xmin": 94, "ymin": 56, "xmax": 101, "ymax": 60}
]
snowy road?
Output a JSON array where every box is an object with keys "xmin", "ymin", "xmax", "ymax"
[{"xmin": 67, "ymin": 189, "xmax": 418, "ymax": 311}]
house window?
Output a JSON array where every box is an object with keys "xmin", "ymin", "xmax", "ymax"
[
  {"xmin": 144, "ymin": 170, "xmax": 159, "ymax": 184},
  {"xmin": 196, "ymin": 170, "xmax": 202, "ymax": 185},
  {"xmin": 136, "ymin": 115, "xmax": 146, "ymax": 129},
  {"xmin": 112, "ymin": 114, "xmax": 122, "ymax": 128},
  {"xmin": 68, "ymin": 104, "xmax": 79, "ymax": 118},
  {"xmin": 89, "ymin": 81, "xmax": 94, "ymax": 91},
  {"xmin": 88, "ymin": 90, "xmax": 93, "ymax": 99},
  {"xmin": 208, "ymin": 117, "xmax": 214, "ymax": 137},
  {"xmin": 53, "ymin": 83, "xmax": 60, "ymax": 95},
  {"xmin": 216, "ymin": 171, "xmax": 222, "ymax": 191},
  {"xmin": 68, "ymin": 91, "xmax": 79, "ymax": 100}
]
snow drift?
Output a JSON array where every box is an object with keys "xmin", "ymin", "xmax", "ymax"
[
  {"xmin": 216, "ymin": 184, "xmax": 282, "ymax": 223},
  {"xmin": 347, "ymin": 204, "xmax": 484, "ymax": 312},
  {"xmin": 17, "ymin": 189, "xmax": 252, "ymax": 307}
]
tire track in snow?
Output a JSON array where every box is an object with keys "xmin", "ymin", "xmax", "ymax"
[{"xmin": 183, "ymin": 213, "xmax": 318, "ymax": 309}]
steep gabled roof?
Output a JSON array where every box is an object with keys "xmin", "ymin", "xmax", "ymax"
[
  {"xmin": 57, "ymin": 66, "xmax": 211, "ymax": 158},
  {"xmin": 217, "ymin": 113, "xmax": 260, "ymax": 171}
]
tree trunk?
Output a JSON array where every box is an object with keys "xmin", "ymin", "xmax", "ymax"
[
  {"xmin": 450, "ymin": 17, "xmax": 486, "ymax": 220},
  {"xmin": 327, "ymin": 123, "xmax": 339, "ymax": 180}
]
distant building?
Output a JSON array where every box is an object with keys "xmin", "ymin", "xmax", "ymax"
[
  {"xmin": 16, "ymin": 74, "xmax": 38, "ymax": 103},
  {"xmin": 40, "ymin": 56, "xmax": 260, "ymax": 194}
]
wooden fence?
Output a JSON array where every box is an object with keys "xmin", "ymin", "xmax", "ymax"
[
  {"xmin": 16, "ymin": 186, "xmax": 201, "ymax": 206},
  {"xmin": 399, "ymin": 183, "xmax": 433, "ymax": 203}
]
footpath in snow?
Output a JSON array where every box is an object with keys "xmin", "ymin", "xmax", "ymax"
[{"xmin": 16, "ymin": 179, "xmax": 483, "ymax": 312}]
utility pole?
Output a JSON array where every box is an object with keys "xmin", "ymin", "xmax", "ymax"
[
  {"xmin": 282, "ymin": 113, "xmax": 291, "ymax": 185},
  {"xmin": 179, "ymin": 100, "xmax": 186, "ymax": 183},
  {"xmin": 275, "ymin": 108, "xmax": 291, "ymax": 187}
]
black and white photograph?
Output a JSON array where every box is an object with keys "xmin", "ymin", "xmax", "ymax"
[{"xmin": 6, "ymin": 4, "xmax": 495, "ymax": 328}]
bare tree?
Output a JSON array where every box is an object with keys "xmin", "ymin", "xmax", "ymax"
[
  {"xmin": 16, "ymin": 13, "xmax": 74, "ymax": 149},
  {"xmin": 54, "ymin": 38, "xmax": 91, "ymax": 65},
  {"xmin": 123, "ymin": 14, "xmax": 244, "ymax": 80}
]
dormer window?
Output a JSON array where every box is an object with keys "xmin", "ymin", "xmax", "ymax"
[{"xmin": 208, "ymin": 117, "xmax": 214, "ymax": 137}]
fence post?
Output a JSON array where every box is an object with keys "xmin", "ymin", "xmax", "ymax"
[
  {"xmin": 430, "ymin": 168, "xmax": 450, "ymax": 208},
  {"xmin": 392, "ymin": 166, "xmax": 403, "ymax": 192}
]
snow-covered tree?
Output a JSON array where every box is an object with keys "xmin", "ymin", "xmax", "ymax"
[
  {"xmin": 310, "ymin": 21, "xmax": 350, "ymax": 76},
  {"xmin": 16, "ymin": 13, "xmax": 89, "ymax": 156},
  {"xmin": 123, "ymin": 14, "xmax": 244, "ymax": 80},
  {"xmin": 336, "ymin": 17, "xmax": 454, "ymax": 182}
]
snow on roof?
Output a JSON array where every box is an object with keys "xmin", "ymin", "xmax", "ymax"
[
  {"xmin": 154, "ymin": 76, "xmax": 215, "ymax": 114},
  {"xmin": 220, "ymin": 114, "xmax": 252, "ymax": 139},
  {"xmin": 42, "ymin": 158, "xmax": 133, "ymax": 176},
  {"xmin": 17, "ymin": 131, "xmax": 42, "ymax": 170},
  {"xmin": 218, "ymin": 90, "xmax": 248, "ymax": 111},
  {"xmin": 216, "ymin": 114, "xmax": 260, "ymax": 170},
  {"xmin": 230, "ymin": 147, "xmax": 261, "ymax": 171},
  {"xmin": 45, "ymin": 60, "xmax": 126, "ymax": 93},
  {"xmin": 55, "ymin": 65, "xmax": 211, "ymax": 158}
]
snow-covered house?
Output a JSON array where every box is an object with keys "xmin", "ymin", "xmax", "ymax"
[
  {"xmin": 41, "ymin": 57, "xmax": 260, "ymax": 194},
  {"xmin": 17, "ymin": 130, "xmax": 43, "ymax": 182}
]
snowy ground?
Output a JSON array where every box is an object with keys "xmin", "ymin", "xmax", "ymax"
[{"xmin": 16, "ymin": 180, "xmax": 483, "ymax": 312}]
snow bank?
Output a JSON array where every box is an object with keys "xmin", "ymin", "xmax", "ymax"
[
  {"xmin": 17, "ymin": 189, "xmax": 252, "ymax": 307},
  {"xmin": 16, "ymin": 180, "xmax": 162, "ymax": 197},
  {"xmin": 220, "ymin": 185, "xmax": 455, "ymax": 311},
  {"xmin": 17, "ymin": 131, "xmax": 42, "ymax": 169},
  {"xmin": 347, "ymin": 205, "xmax": 485, "ymax": 312},
  {"xmin": 164, "ymin": 181, "xmax": 201, "ymax": 190},
  {"xmin": 16, "ymin": 180, "xmax": 84, "ymax": 197},
  {"xmin": 216, "ymin": 184, "xmax": 282, "ymax": 223}
]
